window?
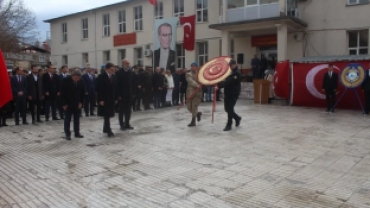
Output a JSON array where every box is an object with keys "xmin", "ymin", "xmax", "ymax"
[
  {"xmin": 119, "ymin": 49, "xmax": 126, "ymax": 62},
  {"xmin": 196, "ymin": 0, "xmax": 208, "ymax": 22},
  {"xmin": 103, "ymin": 51, "xmax": 110, "ymax": 63},
  {"xmin": 347, "ymin": 0, "xmax": 369, "ymax": 5},
  {"xmin": 62, "ymin": 55, "xmax": 68, "ymax": 65},
  {"xmin": 39, "ymin": 56, "xmax": 45, "ymax": 63},
  {"xmin": 81, "ymin": 18, "xmax": 88, "ymax": 39},
  {"xmin": 348, "ymin": 30, "xmax": 368, "ymax": 55},
  {"xmin": 135, "ymin": 47, "xmax": 143, "ymax": 66},
  {"xmin": 228, "ymin": 0, "xmax": 244, "ymax": 9},
  {"xmin": 197, "ymin": 42, "xmax": 208, "ymax": 66},
  {"xmin": 174, "ymin": 0, "xmax": 184, "ymax": 17},
  {"xmin": 103, "ymin": 14, "xmax": 110, "ymax": 37},
  {"xmin": 62, "ymin": 23, "xmax": 67, "ymax": 43},
  {"xmin": 247, "ymin": 0, "xmax": 258, "ymax": 5},
  {"xmin": 82, "ymin": 53, "xmax": 89, "ymax": 64},
  {"xmin": 230, "ymin": 39, "xmax": 235, "ymax": 59},
  {"xmin": 155, "ymin": 2, "xmax": 163, "ymax": 19},
  {"xmin": 260, "ymin": 0, "xmax": 279, "ymax": 4},
  {"xmin": 118, "ymin": 10, "xmax": 126, "ymax": 33},
  {"xmin": 134, "ymin": 6, "xmax": 143, "ymax": 31},
  {"xmin": 176, "ymin": 44, "xmax": 185, "ymax": 68},
  {"xmin": 220, "ymin": 0, "xmax": 223, "ymax": 16}
]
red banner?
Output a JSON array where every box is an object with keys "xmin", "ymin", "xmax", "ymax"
[
  {"xmin": 180, "ymin": 15, "xmax": 196, "ymax": 51},
  {"xmin": 251, "ymin": 35, "xmax": 277, "ymax": 47},
  {"xmin": 0, "ymin": 50, "xmax": 12, "ymax": 108},
  {"xmin": 113, "ymin": 33, "xmax": 136, "ymax": 47},
  {"xmin": 291, "ymin": 61, "xmax": 370, "ymax": 109},
  {"xmin": 274, "ymin": 60, "xmax": 290, "ymax": 99}
]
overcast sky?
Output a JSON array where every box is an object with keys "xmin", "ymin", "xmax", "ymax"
[{"xmin": 23, "ymin": 0, "xmax": 125, "ymax": 40}]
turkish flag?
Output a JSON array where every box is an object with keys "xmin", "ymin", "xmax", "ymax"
[
  {"xmin": 291, "ymin": 61, "xmax": 369, "ymax": 109},
  {"xmin": 180, "ymin": 15, "xmax": 196, "ymax": 51},
  {"xmin": 148, "ymin": 0, "xmax": 157, "ymax": 5},
  {"xmin": 274, "ymin": 60, "xmax": 290, "ymax": 99},
  {"xmin": 0, "ymin": 50, "xmax": 12, "ymax": 108}
]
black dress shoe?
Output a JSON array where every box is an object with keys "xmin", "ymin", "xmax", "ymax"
[
  {"xmin": 235, "ymin": 117, "xmax": 242, "ymax": 127},
  {"xmin": 107, "ymin": 132, "xmax": 115, "ymax": 137},
  {"xmin": 85, "ymin": 114, "xmax": 90, "ymax": 117},
  {"xmin": 125, "ymin": 125, "xmax": 134, "ymax": 130},
  {"xmin": 91, "ymin": 114, "xmax": 95, "ymax": 116},
  {"xmin": 65, "ymin": 135, "xmax": 71, "ymax": 140},
  {"xmin": 23, "ymin": 121, "xmax": 29, "ymax": 125},
  {"xmin": 37, "ymin": 120, "xmax": 43, "ymax": 123},
  {"xmin": 32, "ymin": 121, "xmax": 36, "ymax": 125},
  {"xmin": 2, "ymin": 124, "xmax": 8, "ymax": 127},
  {"xmin": 75, "ymin": 134, "xmax": 84, "ymax": 138},
  {"xmin": 15, "ymin": 122, "xmax": 20, "ymax": 126},
  {"xmin": 52, "ymin": 118, "xmax": 60, "ymax": 121},
  {"xmin": 120, "ymin": 126, "xmax": 126, "ymax": 131},
  {"xmin": 45, "ymin": 118, "xmax": 49, "ymax": 121},
  {"xmin": 223, "ymin": 126, "xmax": 232, "ymax": 131}
]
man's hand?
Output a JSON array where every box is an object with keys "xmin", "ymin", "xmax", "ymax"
[
  {"xmin": 334, "ymin": 89, "xmax": 337, "ymax": 93},
  {"xmin": 45, "ymin": 92, "xmax": 49, "ymax": 96},
  {"xmin": 41, "ymin": 96, "xmax": 44, "ymax": 100},
  {"xmin": 118, "ymin": 96, "xmax": 121, "ymax": 100},
  {"xmin": 115, "ymin": 100, "xmax": 118, "ymax": 104},
  {"xmin": 57, "ymin": 92, "xmax": 60, "ymax": 96},
  {"xmin": 159, "ymin": 87, "xmax": 162, "ymax": 90},
  {"xmin": 138, "ymin": 85, "xmax": 141, "ymax": 89},
  {"xmin": 18, "ymin": 92, "xmax": 23, "ymax": 96},
  {"xmin": 99, "ymin": 101, "xmax": 104, "ymax": 106},
  {"xmin": 28, "ymin": 96, "xmax": 32, "ymax": 100},
  {"xmin": 63, "ymin": 105, "xmax": 68, "ymax": 110},
  {"xmin": 78, "ymin": 103, "xmax": 82, "ymax": 109},
  {"xmin": 85, "ymin": 92, "xmax": 88, "ymax": 95}
]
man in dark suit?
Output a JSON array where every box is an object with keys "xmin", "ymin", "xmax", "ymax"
[
  {"xmin": 142, "ymin": 67, "xmax": 153, "ymax": 110},
  {"xmin": 152, "ymin": 67, "xmax": 164, "ymax": 108},
  {"xmin": 11, "ymin": 67, "xmax": 28, "ymax": 125},
  {"xmin": 82, "ymin": 64, "xmax": 96, "ymax": 117},
  {"xmin": 43, "ymin": 64, "xmax": 60, "ymax": 121},
  {"xmin": 322, "ymin": 63, "xmax": 338, "ymax": 112},
  {"xmin": 154, "ymin": 23, "xmax": 176, "ymax": 73},
  {"xmin": 172, "ymin": 69, "xmax": 181, "ymax": 106},
  {"xmin": 115, "ymin": 59, "xmax": 136, "ymax": 131},
  {"xmin": 61, "ymin": 70, "xmax": 85, "ymax": 140},
  {"xmin": 97, "ymin": 62, "xmax": 117, "ymax": 137},
  {"xmin": 58, "ymin": 65, "xmax": 69, "ymax": 119},
  {"xmin": 362, "ymin": 63, "xmax": 370, "ymax": 114},
  {"xmin": 217, "ymin": 60, "xmax": 242, "ymax": 131},
  {"xmin": 26, "ymin": 65, "xmax": 44, "ymax": 124},
  {"xmin": 132, "ymin": 66, "xmax": 143, "ymax": 111}
]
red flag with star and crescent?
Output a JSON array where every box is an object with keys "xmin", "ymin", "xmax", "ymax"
[
  {"xmin": 180, "ymin": 15, "xmax": 196, "ymax": 51},
  {"xmin": 148, "ymin": 0, "xmax": 157, "ymax": 5},
  {"xmin": 0, "ymin": 50, "xmax": 12, "ymax": 108}
]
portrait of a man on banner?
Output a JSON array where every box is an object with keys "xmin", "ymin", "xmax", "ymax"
[{"xmin": 153, "ymin": 18, "xmax": 178, "ymax": 73}]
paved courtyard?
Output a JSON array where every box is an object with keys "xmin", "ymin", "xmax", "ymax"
[{"xmin": 1, "ymin": 100, "xmax": 370, "ymax": 208}]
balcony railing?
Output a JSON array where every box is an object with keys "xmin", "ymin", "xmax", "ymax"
[{"xmin": 224, "ymin": 0, "xmax": 299, "ymax": 23}]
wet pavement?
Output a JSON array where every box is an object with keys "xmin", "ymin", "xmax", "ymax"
[{"xmin": 0, "ymin": 100, "xmax": 370, "ymax": 208}]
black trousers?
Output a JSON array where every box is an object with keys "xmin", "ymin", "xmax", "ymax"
[
  {"xmin": 180, "ymin": 91, "xmax": 186, "ymax": 104},
  {"xmin": 84, "ymin": 92, "xmax": 95, "ymax": 115},
  {"xmin": 118, "ymin": 99, "xmax": 132, "ymax": 127},
  {"xmin": 29, "ymin": 100, "xmax": 42, "ymax": 121},
  {"xmin": 57, "ymin": 96, "xmax": 64, "ymax": 118},
  {"xmin": 161, "ymin": 88, "xmax": 167, "ymax": 106},
  {"xmin": 172, "ymin": 88, "xmax": 180, "ymax": 105},
  {"xmin": 325, "ymin": 91, "xmax": 336, "ymax": 111},
  {"xmin": 103, "ymin": 115, "xmax": 111, "ymax": 133},
  {"xmin": 64, "ymin": 109, "xmax": 80, "ymax": 136},
  {"xmin": 364, "ymin": 91, "xmax": 370, "ymax": 113},
  {"xmin": 45, "ymin": 97, "xmax": 57, "ymax": 119},
  {"xmin": 224, "ymin": 94, "xmax": 240, "ymax": 127},
  {"xmin": 153, "ymin": 90, "xmax": 162, "ymax": 108},
  {"xmin": 0, "ymin": 103, "xmax": 9, "ymax": 126},
  {"xmin": 253, "ymin": 68, "xmax": 260, "ymax": 79},
  {"xmin": 142, "ymin": 90, "xmax": 152, "ymax": 109},
  {"xmin": 134, "ymin": 89, "xmax": 142, "ymax": 110},
  {"xmin": 14, "ymin": 96, "xmax": 27, "ymax": 123}
]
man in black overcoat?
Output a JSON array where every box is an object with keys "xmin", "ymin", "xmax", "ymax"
[
  {"xmin": 43, "ymin": 64, "xmax": 60, "ymax": 121},
  {"xmin": 322, "ymin": 63, "xmax": 338, "ymax": 112},
  {"xmin": 61, "ymin": 70, "xmax": 85, "ymax": 140},
  {"xmin": 26, "ymin": 65, "xmax": 44, "ymax": 124},
  {"xmin": 11, "ymin": 67, "xmax": 28, "ymax": 125},
  {"xmin": 115, "ymin": 59, "xmax": 136, "ymax": 131},
  {"xmin": 97, "ymin": 63, "xmax": 117, "ymax": 137}
]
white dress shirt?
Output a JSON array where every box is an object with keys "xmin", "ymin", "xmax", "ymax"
[{"xmin": 33, "ymin": 74, "xmax": 38, "ymax": 81}]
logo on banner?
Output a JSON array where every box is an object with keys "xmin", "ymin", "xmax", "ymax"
[
  {"xmin": 305, "ymin": 64, "xmax": 340, "ymax": 99},
  {"xmin": 340, "ymin": 63, "xmax": 365, "ymax": 88}
]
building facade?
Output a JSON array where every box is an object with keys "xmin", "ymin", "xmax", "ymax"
[{"xmin": 45, "ymin": 0, "xmax": 370, "ymax": 69}]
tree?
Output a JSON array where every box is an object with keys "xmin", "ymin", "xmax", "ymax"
[{"xmin": 0, "ymin": 0, "xmax": 39, "ymax": 52}]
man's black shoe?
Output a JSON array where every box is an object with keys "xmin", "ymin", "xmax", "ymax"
[
  {"xmin": 223, "ymin": 126, "xmax": 232, "ymax": 131},
  {"xmin": 32, "ymin": 121, "xmax": 36, "ymax": 125},
  {"xmin": 107, "ymin": 132, "xmax": 115, "ymax": 137},
  {"xmin": 85, "ymin": 114, "xmax": 90, "ymax": 117},
  {"xmin": 23, "ymin": 121, "xmax": 29, "ymax": 125},
  {"xmin": 65, "ymin": 135, "xmax": 71, "ymax": 140},
  {"xmin": 91, "ymin": 114, "xmax": 95, "ymax": 116},
  {"xmin": 37, "ymin": 120, "xmax": 43, "ymax": 123},
  {"xmin": 45, "ymin": 118, "xmax": 49, "ymax": 121},
  {"xmin": 235, "ymin": 117, "xmax": 242, "ymax": 127},
  {"xmin": 75, "ymin": 134, "xmax": 84, "ymax": 138},
  {"xmin": 120, "ymin": 126, "xmax": 126, "ymax": 131},
  {"xmin": 52, "ymin": 118, "xmax": 60, "ymax": 121},
  {"xmin": 125, "ymin": 125, "xmax": 134, "ymax": 130}
]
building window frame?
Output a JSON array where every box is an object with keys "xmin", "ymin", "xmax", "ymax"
[
  {"xmin": 82, "ymin": 53, "xmax": 89, "ymax": 64},
  {"xmin": 118, "ymin": 10, "xmax": 126, "ymax": 34},
  {"xmin": 174, "ymin": 0, "xmax": 184, "ymax": 17},
  {"xmin": 348, "ymin": 30, "xmax": 369, "ymax": 55},
  {"xmin": 103, "ymin": 51, "xmax": 110, "ymax": 63},
  {"xmin": 155, "ymin": 2, "xmax": 164, "ymax": 19},
  {"xmin": 196, "ymin": 0, "xmax": 208, "ymax": 22},
  {"xmin": 62, "ymin": 23, "xmax": 67, "ymax": 43},
  {"xmin": 176, "ymin": 44, "xmax": 185, "ymax": 68},
  {"xmin": 347, "ymin": 0, "xmax": 369, "ymax": 5},
  {"xmin": 134, "ymin": 6, "xmax": 143, "ymax": 31},
  {"xmin": 82, "ymin": 18, "xmax": 88, "ymax": 39},
  {"xmin": 39, "ymin": 56, "xmax": 45, "ymax": 63},
  {"xmin": 135, "ymin": 47, "xmax": 143, "ymax": 66},
  {"xmin": 230, "ymin": 39, "xmax": 235, "ymax": 59},
  {"xmin": 118, "ymin": 49, "xmax": 126, "ymax": 63},
  {"xmin": 103, "ymin": 14, "xmax": 110, "ymax": 37},
  {"xmin": 197, "ymin": 42, "xmax": 208, "ymax": 66},
  {"xmin": 62, "ymin": 55, "xmax": 68, "ymax": 66}
]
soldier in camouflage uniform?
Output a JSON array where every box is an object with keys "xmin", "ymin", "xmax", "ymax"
[{"xmin": 186, "ymin": 62, "xmax": 202, "ymax": 127}]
